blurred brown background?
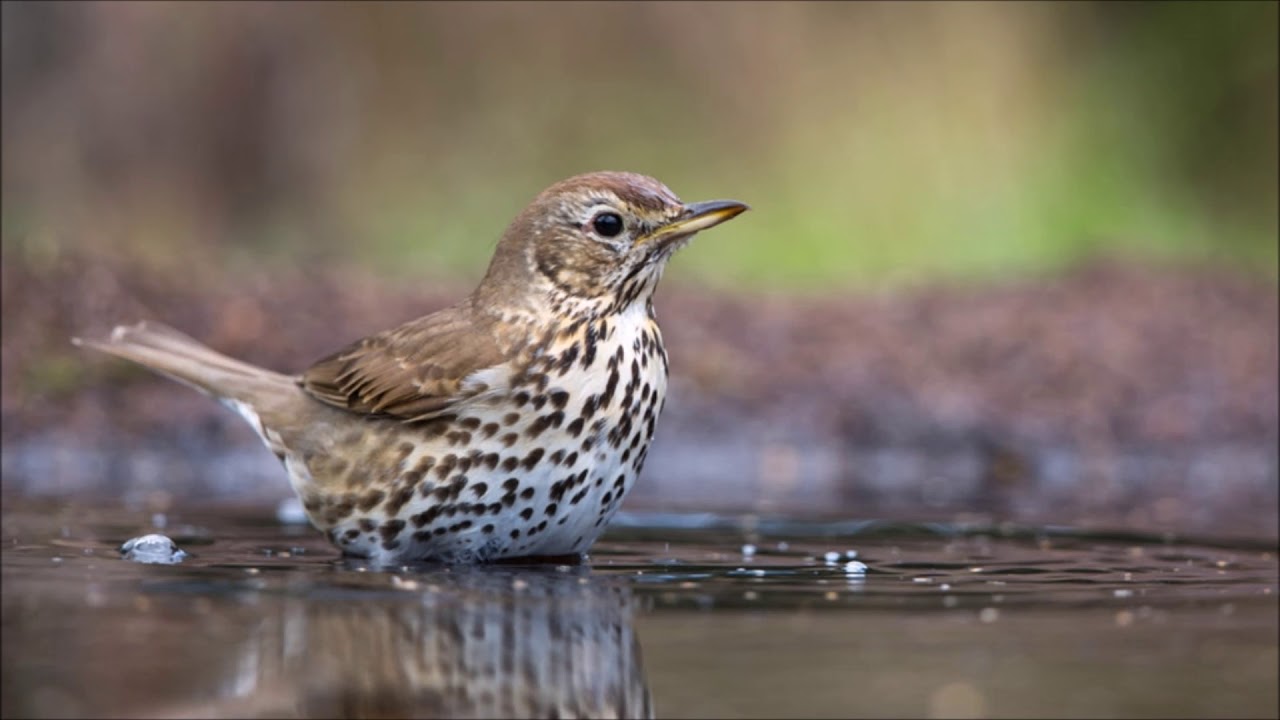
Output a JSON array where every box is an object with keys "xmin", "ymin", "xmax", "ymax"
[{"xmin": 2, "ymin": 1, "xmax": 1277, "ymax": 539}]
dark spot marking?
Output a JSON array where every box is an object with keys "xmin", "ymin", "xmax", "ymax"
[
  {"xmin": 545, "ymin": 503, "xmax": 558, "ymax": 516},
  {"xmin": 526, "ymin": 415, "xmax": 551, "ymax": 438},
  {"xmin": 471, "ymin": 482, "xmax": 488, "ymax": 498},
  {"xmin": 556, "ymin": 344, "xmax": 579, "ymax": 375},
  {"xmin": 385, "ymin": 485, "xmax": 415, "ymax": 516},
  {"xmin": 379, "ymin": 519, "xmax": 406, "ymax": 547},
  {"xmin": 521, "ymin": 448, "xmax": 545, "ymax": 470},
  {"xmin": 357, "ymin": 490, "xmax": 385, "ymax": 512}
]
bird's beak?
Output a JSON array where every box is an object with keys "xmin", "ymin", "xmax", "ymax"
[{"xmin": 638, "ymin": 199, "xmax": 749, "ymax": 246}]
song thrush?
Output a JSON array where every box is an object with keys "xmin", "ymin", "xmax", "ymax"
[{"xmin": 75, "ymin": 171, "xmax": 748, "ymax": 564}]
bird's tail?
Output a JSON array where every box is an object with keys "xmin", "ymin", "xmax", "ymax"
[{"xmin": 73, "ymin": 321, "xmax": 298, "ymax": 406}]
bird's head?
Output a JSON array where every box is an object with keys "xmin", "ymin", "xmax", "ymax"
[{"xmin": 477, "ymin": 171, "xmax": 748, "ymax": 318}]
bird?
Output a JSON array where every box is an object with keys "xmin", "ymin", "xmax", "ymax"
[{"xmin": 75, "ymin": 171, "xmax": 748, "ymax": 564}]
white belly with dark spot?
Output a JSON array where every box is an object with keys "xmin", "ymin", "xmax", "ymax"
[{"xmin": 287, "ymin": 304, "xmax": 669, "ymax": 564}]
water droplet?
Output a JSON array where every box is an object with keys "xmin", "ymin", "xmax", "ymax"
[
  {"xmin": 119, "ymin": 534, "xmax": 186, "ymax": 565},
  {"xmin": 979, "ymin": 607, "xmax": 999, "ymax": 623}
]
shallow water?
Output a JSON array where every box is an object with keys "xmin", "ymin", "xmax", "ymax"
[{"xmin": 2, "ymin": 498, "xmax": 1276, "ymax": 719}]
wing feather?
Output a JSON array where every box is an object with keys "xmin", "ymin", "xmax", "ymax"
[{"xmin": 299, "ymin": 302, "xmax": 509, "ymax": 422}]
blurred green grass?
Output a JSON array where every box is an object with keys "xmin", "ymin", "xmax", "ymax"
[{"xmin": 2, "ymin": 1, "xmax": 1275, "ymax": 291}]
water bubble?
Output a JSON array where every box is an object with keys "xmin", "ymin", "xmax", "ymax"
[
  {"xmin": 979, "ymin": 607, "xmax": 1000, "ymax": 623},
  {"xmin": 823, "ymin": 551, "xmax": 841, "ymax": 563},
  {"xmin": 741, "ymin": 543, "xmax": 757, "ymax": 558},
  {"xmin": 1113, "ymin": 589, "xmax": 1134, "ymax": 598},
  {"xmin": 119, "ymin": 534, "xmax": 187, "ymax": 565}
]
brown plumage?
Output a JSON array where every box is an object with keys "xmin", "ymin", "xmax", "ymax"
[{"xmin": 76, "ymin": 171, "xmax": 748, "ymax": 564}]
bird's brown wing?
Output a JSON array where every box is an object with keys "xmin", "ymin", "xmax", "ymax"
[{"xmin": 299, "ymin": 303, "xmax": 509, "ymax": 423}]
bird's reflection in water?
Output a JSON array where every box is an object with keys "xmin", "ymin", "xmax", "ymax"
[{"xmin": 213, "ymin": 567, "xmax": 652, "ymax": 719}]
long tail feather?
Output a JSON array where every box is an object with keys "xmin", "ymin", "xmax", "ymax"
[{"xmin": 73, "ymin": 321, "xmax": 296, "ymax": 405}]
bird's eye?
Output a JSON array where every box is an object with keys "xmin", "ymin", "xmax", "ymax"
[{"xmin": 591, "ymin": 212, "xmax": 624, "ymax": 238}]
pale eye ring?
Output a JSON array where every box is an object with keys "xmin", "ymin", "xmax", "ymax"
[{"xmin": 591, "ymin": 212, "xmax": 625, "ymax": 238}]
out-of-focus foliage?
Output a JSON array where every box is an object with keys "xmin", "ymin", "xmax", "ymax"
[{"xmin": 2, "ymin": 1, "xmax": 1276, "ymax": 289}]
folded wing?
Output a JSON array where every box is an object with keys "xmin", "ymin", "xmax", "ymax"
[{"xmin": 300, "ymin": 303, "xmax": 509, "ymax": 423}]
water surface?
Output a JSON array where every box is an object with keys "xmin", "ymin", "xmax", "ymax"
[{"xmin": 2, "ymin": 498, "xmax": 1276, "ymax": 718}]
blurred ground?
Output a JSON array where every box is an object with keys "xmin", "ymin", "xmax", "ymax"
[
  {"xmin": 2, "ymin": 2, "xmax": 1277, "ymax": 540},
  {"xmin": 2, "ymin": 249, "xmax": 1275, "ymax": 540}
]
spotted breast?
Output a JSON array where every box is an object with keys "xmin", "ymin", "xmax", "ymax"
[{"xmin": 289, "ymin": 303, "xmax": 667, "ymax": 564}]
